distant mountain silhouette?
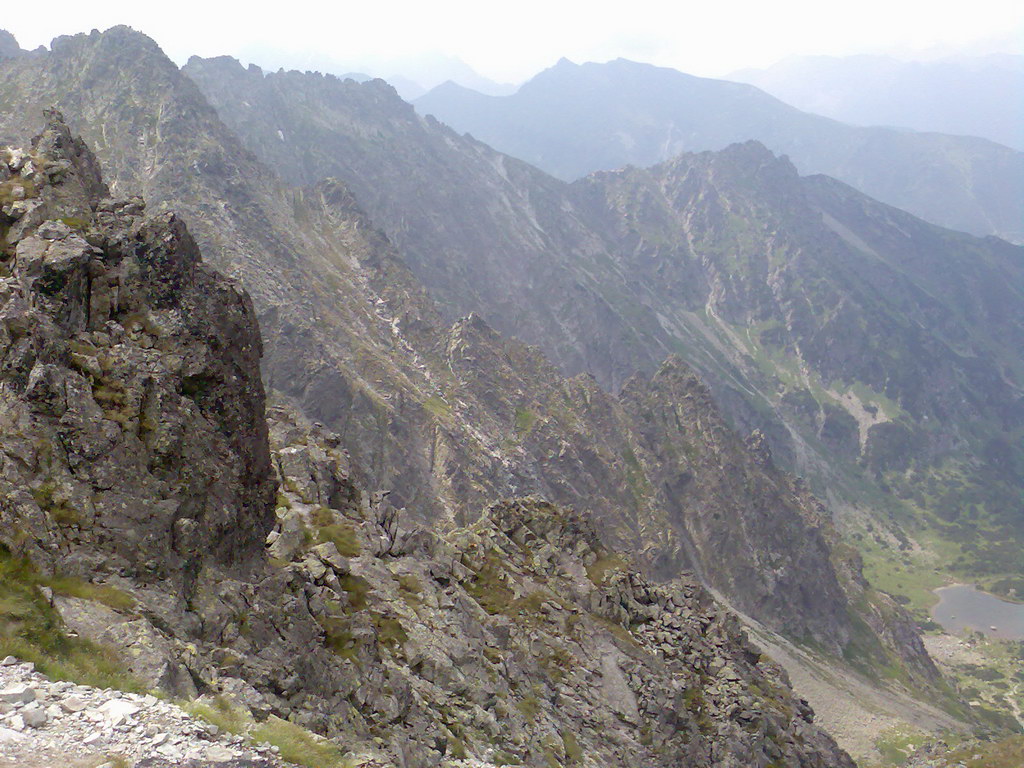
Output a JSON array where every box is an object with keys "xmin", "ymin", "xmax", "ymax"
[
  {"xmin": 416, "ymin": 57, "xmax": 1024, "ymax": 242},
  {"xmin": 731, "ymin": 54, "xmax": 1024, "ymax": 150}
]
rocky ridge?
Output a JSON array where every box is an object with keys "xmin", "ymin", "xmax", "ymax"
[
  {"xmin": 414, "ymin": 57, "xmax": 1024, "ymax": 242},
  {"xmin": 0, "ymin": 28, "xmax": 979, "ymax": 752},
  {"xmin": 182, "ymin": 51, "xmax": 1024, "ymax": 578}
]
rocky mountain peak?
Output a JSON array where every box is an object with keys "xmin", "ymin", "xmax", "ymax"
[
  {"xmin": 0, "ymin": 32, "xmax": 998, "ymax": 759},
  {"xmin": 0, "ymin": 113, "xmax": 273, "ymax": 585},
  {"xmin": 0, "ymin": 29, "xmax": 21, "ymax": 59}
]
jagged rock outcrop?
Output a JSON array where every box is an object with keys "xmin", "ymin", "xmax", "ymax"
[
  {"xmin": 618, "ymin": 357, "xmax": 852, "ymax": 647},
  {"xmin": 0, "ymin": 111, "xmax": 273, "ymax": 587},
  {"xmin": 213, "ymin": 407, "xmax": 858, "ymax": 767}
]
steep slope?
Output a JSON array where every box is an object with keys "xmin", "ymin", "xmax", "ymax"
[
  {"xmin": 0, "ymin": 26, "xmax": 477, "ymax": 524},
  {"xmin": 0, "ymin": 117, "xmax": 860, "ymax": 768},
  {"xmin": 181, "ymin": 55, "xmax": 666, "ymax": 392},
  {"xmin": 415, "ymin": 58, "xmax": 1024, "ymax": 242},
  {"xmin": 571, "ymin": 145, "xmax": 1024, "ymax": 588},
  {"xmin": 730, "ymin": 54, "xmax": 1024, "ymax": 151},
  {"xmin": 573, "ymin": 143, "xmax": 1024, "ymax": 460},
  {"xmin": 182, "ymin": 53, "xmax": 1024, "ymax": 602}
]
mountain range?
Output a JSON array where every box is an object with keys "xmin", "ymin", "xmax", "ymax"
[
  {"xmin": 415, "ymin": 57, "xmax": 1024, "ymax": 243},
  {"xmin": 1, "ymin": 25, "xmax": 1022, "ymax": 765},
  {"xmin": 0, "ymin": 110, "xmax": 870, "ymax": 766},
  {"xmin": 180, "ymin": 51, "xmax": 1024, "ymax": 604}
]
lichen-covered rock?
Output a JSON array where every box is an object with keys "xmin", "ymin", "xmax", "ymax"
[{"xmin": 0, "ymin": 111, "xmax": 274, "ymax": 587}]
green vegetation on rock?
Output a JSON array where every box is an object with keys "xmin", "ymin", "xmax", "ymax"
[{"xmin": 0, "ymin": 546, "xmax": 140, "ymax": 692}]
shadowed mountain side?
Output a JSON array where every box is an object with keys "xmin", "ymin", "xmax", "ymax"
[{"xmin": 0, "ymin": 114, "xmax": 860, "ymax": 767}]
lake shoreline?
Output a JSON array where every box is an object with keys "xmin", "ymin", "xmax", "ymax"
[{"xmin": 930, "ymin": 584, "xmax": 1024, "ymax": 640}]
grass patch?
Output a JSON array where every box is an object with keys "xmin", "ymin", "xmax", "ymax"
[
  {"xmin": 318, "ymin": 616, "xmax": 357, "ymax": 659},
  {"xmin": 31, "ymin": 481, "xmax": 81, "ymax": 527},
  {"xmin": 371, "ymin": 614, "xmax": 408, "ymax": 651},
  {"xmin": 945, "ymin": 734, "xmax": 1024, "ymax": 767},
  {"xmin": 313, "ymin": 522, "xmax": 360, "ymax": 557},
  {"xmin": 515, "ymin": 694, "xmax": 541, "ymax": 724},
  {"xmin": 186, "ymin": 701, "xmax": 351, "ymax": 768},
  {"xmin": 0, "ymin": 178, "xmax": 37, "ymax": 205},
  {"xmin": 586, "ymin": 554, "xmax": 627, "ymax": 586},
  {"xmin": 44, "ymin": 576, "xmax": 137, "ymax": 613},
  {"xmin": 251, "ymin": 716, "xmax": 350, "ymax": 768},
  {"xmin": 184, "ymin": 696, "xmax": 252, "ymax": 735},
  {"xmin": 59, "ymin": 216, "xmax": 90, "ymax": 231},
  {"xmin": 338, "ymin": 574, "xmax": 371, "ymax": 613},
  {"xmin": 309, "ymin": 507, "xmax": 360, "ymax": 557},
  {"xmin": 422, "ymin": 396, "xmax": 452, "ymax": 419},
  {"xmin": 396, "ymin": 573, "xmax": 423, "ymax": 606},
  {"xmin": 561, "ymin": 730, "xmax": 583, "ymax": 765},
  {"xmin": 871, "ymin": 724, "xmax": 928, "ymax": 766},
  {"xmin": 465, "ymin": 554, "xmax": 515, "ymax": 615},
  {"xmin": 514, "ymin": 407, "xmax": 537, "ymax": 436},
  {"xmin": 0, "ymin": 546, "xmax": 141, "ymax": 692},
  {"xmin": 855, "ymin": 522, "xmax": 957, "ymax": 620}
]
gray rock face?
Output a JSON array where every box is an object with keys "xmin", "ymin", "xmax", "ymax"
[
  {"xmin": 54, "ymin": 596, "xmax": 197, "ymax": 698},
  {"xmin": 0, "ymin": 111, "xmax": 274, "ymax": 585},
  {"xmin": 0, "ymin": 30, "xmax": 21, "ymax": 60}
]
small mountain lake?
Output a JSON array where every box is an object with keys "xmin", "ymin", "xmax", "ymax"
[{"xmin": 931, "ymin": 584, "xmax": 1024, "ymax": 640}]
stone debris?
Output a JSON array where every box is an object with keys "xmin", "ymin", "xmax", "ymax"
[{"xmin": 0, "ymin": 660, "xmax": 285, "ymax": 767}]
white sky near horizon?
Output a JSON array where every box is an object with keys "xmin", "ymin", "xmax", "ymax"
[{"xmin": 3, "ymin": 0, "xmax": 1022, "ymax": 85}]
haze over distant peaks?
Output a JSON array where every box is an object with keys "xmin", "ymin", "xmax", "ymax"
[
  {"xmin": 731, "ymin": 53, "xmax": 1024, "ymax": 150},
  {"xmin": 232, "ymin": 43, "xmax": 518, "ymax": 100},
  {"xmin": 415, "ymin": 56, "xmax": 1024, "ymax": 242},
  {"xmin": 0, "ymin": 28, "xmax": 23, "ymax": 58}
]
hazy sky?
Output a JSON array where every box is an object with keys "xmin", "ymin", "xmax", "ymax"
[{"xmin": 4, "ymin": 0, "xmax": 1022, "ymax": 84}]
